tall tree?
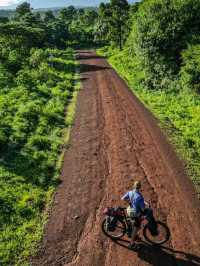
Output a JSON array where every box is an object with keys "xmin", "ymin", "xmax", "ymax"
[
  {"xmin": 110, "ymin": 0, "xmax": 130, "ymax": 50},
  {"xmin": 16, "ymin": 2, "xmax": 31, "ymax": 17},
  {"xmin": 44, "ymin": 10, "xmax": 55, "ymax": 23},
  {"xmin": 128, "ymin": 0, "xmax": 200, "ymax": 88},
  {"xmin": 59, "ymin": 6, "xmax": 77, "ymax": 22},
  {"xmin": 95, "ymin": 3, "xmax": 111, "ymax": 44},
  {"xmin": 97, "ymin": 0, "xmax": 130, "ymax": 49}
]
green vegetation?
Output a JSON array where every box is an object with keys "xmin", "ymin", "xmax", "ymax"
[
  {"xmin": 1, "ymin": 0, "xmax": 200, "ymax": 264},
  {"xmin": 127, "ymin": 0, "xmax": 200, "ymax": 89},
  {"xmin": 0, "ymin": 2, "xmax": 81, "ymax": 265},
  {"xmin": 0, "ymin": 4, "xmax": 99, "ymax": 48},
  {"xmin": 181, "ymin": 45, "xmax": 200, "ymax": 93},
  {"xmin": 0, "ymin": 47, "xmax": 76, "ymax": 265},
  {"xmin": 97, "ymin": 0, "xmax": 200, "ymax": 194},
  {"xmin": 97, "ymin": 0, "xmax": 130, "ymax": 49}
]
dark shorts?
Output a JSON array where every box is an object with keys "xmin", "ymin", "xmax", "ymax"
[{"xmin": 133, "ymin": 217, "xmax": 141, "ymax": 228}]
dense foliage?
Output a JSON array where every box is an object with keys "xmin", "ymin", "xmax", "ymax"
[
  {"xmin": 180, "ymin": 45, "xmax": 200, "ymax": 93},
  {"xmin": 96, "ymin": 0, "xmax": 130, "ymax": 49},
  {"xmin": 0, "ymin": 47, "xmax": 76, "ymax": 265},
  {"xmin": 0, "ymin": 4, "xmax": 99, "ymax": 48},
  {"xmin": 0, "ymin": 2, "xmax": 79, "ymax": 265},
  {"xmin": 127, "ymin": 0, "xmax": 200, "ymax": 88}
]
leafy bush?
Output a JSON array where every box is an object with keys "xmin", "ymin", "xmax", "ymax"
[
  {"xmin": 180, "ymin": 44, "xmax": 200, "ymax": 92},
  {"xmin": 29, "ymin": 48, "xmax": 47, "ymax": 67},
  {"xmin": 0, "ymin": 48, "xmax": 76, "ymax": 265},
  {"xmin": 127, "ymin": 0, "xmax": 200, "ymax": 88},
  {"xmin": 0, "ymin": 64, "xmax": 13, "ymax": 88}
]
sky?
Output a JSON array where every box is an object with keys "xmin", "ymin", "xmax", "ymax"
[
  {"xmin": 0, "ymin": 0, "xmax": 18, "ymax": 6},
  {"xmin": 0, "ymin": 0, "xmax": 138, "ymax": 9}
]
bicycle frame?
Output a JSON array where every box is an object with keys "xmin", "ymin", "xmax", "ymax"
[
  {"xmin": 118, "ymin": 208, "xmax": 132, "ymax": 233},
  {"xmin": 120, "ymin": 208, "xmax": 129, "ymax": 226},
  {"xmin": 119, "ymin": 207, "xmax": 147, "ymax": 231}
]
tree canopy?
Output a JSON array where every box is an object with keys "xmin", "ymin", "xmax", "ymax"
[
  {"xmin": 97, "ymin": 0, "xmax": 130, "ymax": 49},
  {"xmin": 127, "ymin": 0, "xmax": 200, "ymax": 87}
]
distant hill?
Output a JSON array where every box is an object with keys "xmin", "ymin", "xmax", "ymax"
[
  {"xmin": 0, "ymin": 6, "xmax": 99, "ymax": 18},
  {"xmin": 0, "ymin": 6, "xmax": 100, "ymax": 18},
  {"xmin": 1, "ymin": 0, "xmax": 107, "ymax": 10},
  {"xmin": 0, "ymin": 10, "xmax": 13, "ymax": 17},
  {"xmin": 0, "ymin": 0, "xmax": 139, "ymax": 10},
  {"xmin": 0, "ymin": 8, "xmax": 61, "ymax": 18}
]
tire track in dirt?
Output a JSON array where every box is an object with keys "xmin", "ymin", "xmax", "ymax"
[{"xmin": 32, "ymin": 51, "xmax": 200, "ymax": 266}]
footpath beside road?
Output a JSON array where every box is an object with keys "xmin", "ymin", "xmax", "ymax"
[{"xmin": 32, "ymin": 51, "xmax": 200, "ymax": 266}]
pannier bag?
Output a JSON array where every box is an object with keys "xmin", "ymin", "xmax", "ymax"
[
  {"xmin": 103, "ymin": 207, "xmax": 123, "ymax": 232},
  {"xmin": 103, "ymin": 207, "xmax": 123, "ymax": 217}
]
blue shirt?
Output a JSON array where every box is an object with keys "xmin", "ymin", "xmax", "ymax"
[{"xmin": 122, "ymin": 190, "xmax": 145, "ymax": 215}]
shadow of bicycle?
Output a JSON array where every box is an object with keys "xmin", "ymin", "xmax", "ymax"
[{"xmin": 113, "ymin": 238, "xmax": 200, "ymax": 266}]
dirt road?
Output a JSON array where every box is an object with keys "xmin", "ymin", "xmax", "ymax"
[{"xmin": 32, "ymin": 51, "xmax": 200, "ymax": 266}]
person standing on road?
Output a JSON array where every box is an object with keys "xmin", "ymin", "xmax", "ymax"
[{"xmin": 121, "ymin": 181, "xmax": 147, "ymax": 250}]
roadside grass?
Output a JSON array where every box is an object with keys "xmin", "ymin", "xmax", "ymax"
[
  {"xmin": 56, "ymin": 68, "xmax": 81, "ymax": 173},
  {"xmin": 0, "ymin": 49, "xmax": 80, "ymax": 265},
  {"xmin": 97, "ymin": 47, "xmax": 200, "ymax": 195}
]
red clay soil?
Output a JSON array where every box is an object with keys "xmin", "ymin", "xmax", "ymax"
[{"xmin": 32, "ymin": 51, "xmax": 200, "ymax": 266}]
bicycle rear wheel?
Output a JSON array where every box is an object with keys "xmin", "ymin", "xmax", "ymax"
[
  {"xmin": 101, "ymin": 218, "xmax": 126, "ymax": 239},
  {"xmin": 143, "ymin": 221, "xmax": 170, "ymax": 245}
]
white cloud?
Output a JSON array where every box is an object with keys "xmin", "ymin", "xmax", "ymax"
[{"xmin": 0, "ymin": 0, "xmax": 19, "ymax": 6}]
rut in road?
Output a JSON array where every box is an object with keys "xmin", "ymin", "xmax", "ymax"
[{"xmin": 32, "ymin": 51, "xmax": 200, "ymax": 266}]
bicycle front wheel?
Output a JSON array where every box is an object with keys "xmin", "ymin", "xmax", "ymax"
[{"xmin": 143, "ymin": 221, "xmax": 170, "ymax": 245}]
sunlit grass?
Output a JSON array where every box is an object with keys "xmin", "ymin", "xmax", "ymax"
[{"xmin": 0, "ymin": 49, "xmax": 81, "ymax": 265}]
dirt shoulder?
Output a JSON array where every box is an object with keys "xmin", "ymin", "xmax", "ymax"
[{"xmin": 32, "ymin": 51, "xmax": 200, "ymax": 266}]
